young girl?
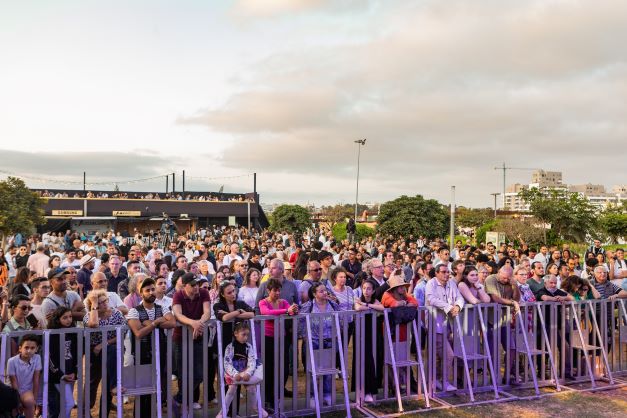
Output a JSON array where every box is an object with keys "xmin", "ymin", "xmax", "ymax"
[
  {"xmin": 353, "ymin": 279, "xmax": 384, "ymax": 402},
  {"xmin": 217, "ymin": 321, "xmax": 267, "ymax": 418},
  {"xmin": 47, "ymin": 307, "xmax": 78, "ymax": 418},
  {"xmin": 7, "ymin": 334, "xmax": 41, "ymax": 418}
]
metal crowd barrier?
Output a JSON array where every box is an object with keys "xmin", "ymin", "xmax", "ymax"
[{"xmin": 0, "ymin": 299, "xmax": 625, "ymax": 417}]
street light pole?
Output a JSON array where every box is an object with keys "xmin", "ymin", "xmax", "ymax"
[
  {"xmin": 354, "ymin": 139, "xmax": 367, "ymax": 221},
  {"xmin": 490, "ymin": 192, "xmax": 501, "ymax": 218},
  {"xmin": 449, "ymin": 186, "xmax": 455, "ymax": 251}
]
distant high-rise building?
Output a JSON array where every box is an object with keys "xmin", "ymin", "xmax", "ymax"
[
  {"xmin": 531, "ymin": 170, "xmax": 563, "ymax": 188},
  {"xmin": 504, "ymin": 170, "xmax": 626, "ymax": 211}
]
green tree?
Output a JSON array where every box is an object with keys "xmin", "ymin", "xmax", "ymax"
[
  {"xmin": 599, "ymin": 209, "xmax": 627, "ymax": 243},
  {"xmin": 270, "ymin": 204, "xmax": 311, "ymax": 233},
  {"xmin": 518, "ymin": 188, "xmax": 597, "ymax": 243},
  {"xmin": 320, "ymin": 204, "xmax": 354, "ymax": 230},
  {"xmin": 456, "ymin": 207, "xmax": 494, "ymax": 228},
  {"xmin": 0, "ymin": 177, "xmax": 46, "ymax": 245},
  {"xmin": 475, "ymin": 220, "xmax": 498, "ymax": 244},
  {"xmin": 332, "ymin": 222, "xmax": 375, "ymax": 242},
  {"xmin": 598, "ymin": 201, "xmax": 627, "ymax": 243},
  {"xmin": 376, "ymin": 195, "xmax": 449, "ymax": 239}
]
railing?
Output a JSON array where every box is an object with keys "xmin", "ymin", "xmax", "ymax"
[{"xmin": 0, "ymin": 299, "xmax": 625, "ymax": 417}]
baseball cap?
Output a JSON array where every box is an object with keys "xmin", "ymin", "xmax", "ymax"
[
  {"xmin": 181, "ymin": 272, "xmax": 198, "ymax": 286},
  {"xmin": 47, "ymin": 267, "xmax": 70, "ymax": 280}
]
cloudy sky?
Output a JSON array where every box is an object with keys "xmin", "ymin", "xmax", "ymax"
[{"xmin": 1, "ymin": 0, "xmax": 626, "ymax": 208}]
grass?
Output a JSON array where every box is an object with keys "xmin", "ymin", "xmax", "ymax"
[
  {"xmin": 288, "ymin": 387, "xmax": 627, "ymax": 418},
  {"xmin": 356, "ymin": 387, "xmax": 627, "ymax": 418}
]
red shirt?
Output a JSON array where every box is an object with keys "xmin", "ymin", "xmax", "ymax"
[
  {"xmin": 381, "ymin": 292, "xmax": 418, "ymax": 342},
  {"xmin": 172, "ymin": 288, "xmax": 210, "ymax": 341}
]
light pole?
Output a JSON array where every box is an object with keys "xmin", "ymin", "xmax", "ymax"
[
  {"xmin": 450, "ymin": 186, "xmax": 455, "ymax": 251},
  {"xmin": 490, "ymin": 192, "xmax": 501, "ymax": 218},
  {"xmin": 354, "ymin": 139, "xmax": 367, "ymax": 221}
]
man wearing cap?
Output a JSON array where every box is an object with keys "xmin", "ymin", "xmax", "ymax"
[
  {"xmin": 172, "ymin": 272, "xmax": 211, "ymax": 410},
  {"xmin": 41, "ymin": 268, "xmax": 86, "ymax": 323},
  {"xmin": 26, "ymin": 243, "xmax": 49, "ymax": 277},
  {"xmin": 77, "ymin": 254, "xmax": 96, "ymax": 295},
  {"xmin": 127, "ymin": 278, "xmax": 176, "ymax": 417}
]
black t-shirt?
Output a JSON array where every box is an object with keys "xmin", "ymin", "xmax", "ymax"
[
  {"xmin": 247, "ymin": 260, "xmax": 263, "ymax": 272},
  {"xmin": 15, "ymin": 254, "xmax": 29, "ymax": 269},
  {"xmin": 106, "ymin": 270, "xmax": 128, "ymax": 293},
  {"xmin": 118, "ymin": 244, "xmax": 131, "ymax": 260},
  {"xmin": 213, "ymin": 300, "xmax": 253, "ymax": 348},
  {"xmin": 535, "ymin": 287, "xmax": 568, "ymax": 328}
]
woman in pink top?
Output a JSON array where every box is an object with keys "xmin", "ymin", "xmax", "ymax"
[{"xmin": 258, "ymin": 279, "xmax": 298, "ymax": 409}]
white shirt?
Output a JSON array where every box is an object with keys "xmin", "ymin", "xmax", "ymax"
[
  {"xmin": 613, "ymin": 259, "xmax": 626, "ymax": 278},
  {"xmin": 155, "ymin": 296, "xmax": 173, "ymax": 311},
  {"xmin": 83, "ymin": 291, "xmax": 125, "ymax": 311},
  {"xmin": 533, "ymin": 253, "xmax": 550, "ymax": 269},
  {"xmin": 223, "ymin": 254, "xmax": 242, "ymax": 268}
]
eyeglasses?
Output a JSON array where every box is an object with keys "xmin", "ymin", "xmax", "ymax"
[
  {"xmin": 309, "ymin": 268, "xmax": 322, "ymax": 272},
  {"xmin": 95, "ymin": 280, "xmax": 108, "ymax": 284},
  {"xmin": 18, "ymin": 306, "xmax": 33, "ymax": 311}
]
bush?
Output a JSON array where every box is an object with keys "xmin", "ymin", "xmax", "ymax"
[
  {"xmin": 475, "ymin": 220, "xmax": 497, "ymax": 245},
  {"xmin": 332, "ymin": 222, "xmax": 375, "ymax": 242}
]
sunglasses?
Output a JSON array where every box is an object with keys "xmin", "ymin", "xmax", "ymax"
[
  {"xmin": 309, "ymin": 268, "xmax": 322, "ymax": 272},
  {"xmin": 18, "ymin": 306, "xmax": 33, "ymax": 311}
]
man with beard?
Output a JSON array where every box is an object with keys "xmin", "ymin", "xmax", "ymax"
[
  {"xmin": 127, "ymin": 278, "xmax": 176, "ymax": 417},
  {"xmin": 172, "ymin": 273, "xmax": 211, "ymax": 410},
  {"xmin": 41, "ymin": 268, "xmax": 86, "ymax": 324}
]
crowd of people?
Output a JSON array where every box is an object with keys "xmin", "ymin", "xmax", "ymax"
[
  {"xmin": 34, "ymin": 190, "xmax": 253, "ymax": 203},
  {"xmin": 0, "ymin": 225, "xmax": 626, "ymax": 417}
]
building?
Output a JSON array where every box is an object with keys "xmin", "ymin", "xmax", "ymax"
[
  {"xmin": 35, "ymin": 188, "xmax": 269, "ymax": 236},
  {"xmin": 531, "ymin": 170, "xmax": 563, "ymax": 188},
  {"xmin": 504, "ymin": 171, "xmax": 627, "ymax": 211}
]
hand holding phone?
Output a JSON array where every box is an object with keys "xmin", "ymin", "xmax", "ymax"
[{"xmin": 26, "ymin": 313, "xmax": 39, "ymax": 328}]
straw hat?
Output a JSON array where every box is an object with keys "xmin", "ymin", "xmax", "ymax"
[{"xmin": 386, "ymin": 275, "xmax": 410, "ymax": 293}]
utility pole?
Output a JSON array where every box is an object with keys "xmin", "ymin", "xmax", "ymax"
[
  {"xmin": 165, "ymin": 175, "xmax": 169, "ymax": 194},
  {"xmin": 172, "ymin": 172, "xmax": 176, "ymax": 194},
  {"xmin": 490, "ymin": 193, "xmax": 501, "ymax": 218},
  {"xmin": 493, "ymin": 163, "xmax": 541, "ymax": 210},
  {"xmin": 182, "ymin": 170, "xmax": 185, "ymax": 195},
  {"xmin": 449, "ymin": 186, "xmax": 455, "ymax": 250},
  {"xmin": 83, "ymin": 172, "xmax": 86, "ymax": 192},
  {"xmin": 354, "ymin": 139, "xmax": 367, "ymax": 221}
]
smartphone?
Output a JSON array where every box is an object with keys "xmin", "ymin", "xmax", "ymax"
[{"xmin": 26, "ymin": 313, "xmax": 39, "ymax": 328}]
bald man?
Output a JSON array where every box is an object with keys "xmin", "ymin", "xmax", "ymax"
[{"xmin": 87, "ymin": 271, "xmax": 129, "ymax": 315}]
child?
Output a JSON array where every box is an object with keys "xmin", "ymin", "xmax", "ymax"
[
  {"xmin": 7, "ymin": 334, "xmax": 41, "ymax": 418},
  {"xmin": 217, "ymin": 321, "xmax": 267, "ymax": 418},
  {"xmin": 47, "ymin": 307, "xmax": 78, "ymax": 418}
]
